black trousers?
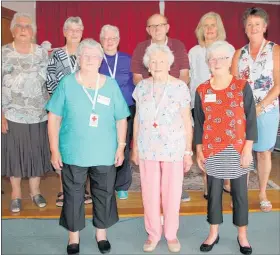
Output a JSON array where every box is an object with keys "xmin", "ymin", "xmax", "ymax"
[
  {"xmin": 207, "ymin": 174, "xmax": 248, "ymax": 227},
  {"xmin": 60, "ymin": 164, "xmax": 119, "ymax": 232},
  {"xmin": 115, "ymin": 105, "xmax": 136, "ymax": 191}
]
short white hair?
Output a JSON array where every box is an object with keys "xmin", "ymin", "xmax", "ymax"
[
  {"xmin": 206, "ymin": 41, "xmax": 235, "ymax": 61},
  {"xmin": 63, "ymin": 16, "xmax": 84, "ymax": 31},
  {"xmin": 10, "ymin": 12, "xmax": 36, "ymax": 34},
  {"xmin": 100, "ymin": 24, "xmax": 120, "ymax": 40},
  {"xmin": 77, "ymin": 38, "xmax": 104, "ymax": 61},
  {"xmin": 143, "ymin": 44, "xmax": 175, "ymax": 69}
]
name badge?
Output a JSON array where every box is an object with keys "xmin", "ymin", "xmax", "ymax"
[
  {"xmin": 89, "ymin": 113, "xmax": 99, "ymax": 127},
  {"xmin": 97, "ymin": 95, "xmax": 111, "ymax": 106},
  {"xmin": 204, "ymin": 94, "xmax": 216, "ymax": 103}
]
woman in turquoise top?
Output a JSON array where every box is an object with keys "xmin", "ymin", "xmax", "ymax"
[{"xmin": 46, "ymin": 39, "xmax": 130, "ymax": 255}]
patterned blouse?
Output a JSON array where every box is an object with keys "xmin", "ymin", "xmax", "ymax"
[
  {"xmin": 194, "ymin": 77, "xmax": 257, "ymax": 159},
  {"xmin": 2, "ymin": 44, "xmax": 49, "ymax": 124},
  {"xmin": 46, "ymin": 48, "xmax": 78, "ymax": 95},
  {"xmin": 238, "ymin": 41, "xmax": 279, "ymax": 112},
  {"xmin": 133, "ymin": 78, "xmax": 191, "ymax": 162}
]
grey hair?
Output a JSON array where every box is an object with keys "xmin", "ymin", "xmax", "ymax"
[
  {"xmin": 63, "ymin": 16, "xmax": 84, "ymax": 31},
  {"xmin": 10, "ymin": 12, "xmax": 36, "ymax": 34},
  {"xmin": 143, "ymin": 44, "xmax": 174, "ymax": 69},
  {"xmin": 100, "ymin": 24, "xmax": 120, "ymax": 41},
  {"xmin": 242, "ymin": 7, "xmax": 269, "ymax": 27},
  {"xmin": 206, "ymin": 41, "xmax": 235, "ymax": 62},
  {"xmin": 76, "ymin": 38, "xmax": 104, "ymax": 61}
]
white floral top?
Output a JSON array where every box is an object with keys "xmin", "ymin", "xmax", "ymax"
[
  {"xmin": 2, "ymin": 44, "xmax": 49, "ymax": 124},
  {"xmin": 238, "ymin": 41, "xmax": 279, "ymax": 113},
  {"xmin": 133, "ymin": 78, "xmax": 191, "ymax": 162}
]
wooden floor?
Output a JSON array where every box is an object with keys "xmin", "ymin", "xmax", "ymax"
[{"xmin": 2, "ymin": 151, "xmax": 280, "ymax": 219}]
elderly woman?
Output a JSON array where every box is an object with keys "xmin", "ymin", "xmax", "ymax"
[
  {"xmin": 46, "ymin": 38, "xmax": 130, "ymax": 254},
  {"xmin": 99, "ymin": 24, "xmax": 135, "ymax": 200},
  {"xmin": 132, "ymin": 44, "xmax": 193, "ymax": 253},
  {"xmin": 1, "ymin": 13, "xmax": 51, "ymax": 213},
  {"xmin": 232, "ymin": 7, "xmax": 280, "ymax": 213},
  {"xmin": 195, "ymin": 41, "xmax": 257, "ymax": 254},
  {"xmin": 189, "ymin": 12, "xmax": 234, "ymax": 199},
  {"xmin": 46, "ymin": 16, "xmax": 92, "ymax": 207}
]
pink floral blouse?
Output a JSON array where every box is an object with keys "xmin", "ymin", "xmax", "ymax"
[{"xmin": 133, "ymin": 77, "xmax": 191, "ymax": 162}]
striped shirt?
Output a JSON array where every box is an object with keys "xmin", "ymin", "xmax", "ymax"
[{"xmin": 46, "ymin": 48, "xmax": 78, "ymax": 95}]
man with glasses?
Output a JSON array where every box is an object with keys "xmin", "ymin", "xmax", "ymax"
[
  {"xmin": 99, "ymin": 25, "xmax": 135, "ymax": 200},
  {"xmin": 131, "ymin": 13, "xmax": 191, "ymax": 202}
]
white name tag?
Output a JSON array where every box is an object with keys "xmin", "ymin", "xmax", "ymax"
[
  {"xmin": 204, "ymin": 94, "xmax": 216, "ymax": 103},
  {"xmin": 97, "ymin": 95, "xmax": 111, "ymax": 106},
  {"xmin": 89, "ymin": 113, "xmax": 99, "ymax": 127}
]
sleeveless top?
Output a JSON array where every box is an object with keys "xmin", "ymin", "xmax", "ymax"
[
  {"xmin": 238, "ymin": 41, "xmax": 278, "ymax": 113},
  {"xmin": 197, "ymin": 78, "xmax": 247, "ymax": 158}
]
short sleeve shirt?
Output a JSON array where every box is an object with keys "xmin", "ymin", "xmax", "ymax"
[
  {"xmin": 133, "ymin": 77, "xmax": 191, "ymax": 162},
  {"xmin": 46, "ymin": 74, "xmax": 130, "ymax": 167},
  {"xmin": 131, "ymin": 38, "xmax": 190, "ymax": 79}
]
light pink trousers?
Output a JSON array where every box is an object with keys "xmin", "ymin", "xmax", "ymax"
[{"xmin": 139, "ymin": 160, "xmax": 184, "ymax": 242}]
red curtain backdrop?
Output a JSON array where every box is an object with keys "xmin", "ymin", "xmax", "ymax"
[
  {"xmin": 165, "ymin": 1, "xmax": 280, "ymax": 51},
  {"xmin": 36, "ymin": 1, "xmax": 159, "ymax": 55}
]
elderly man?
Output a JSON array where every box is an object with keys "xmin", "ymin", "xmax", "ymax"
[
  {"xmin": 99, "ymin": 25, "xmax": 135, "ymax": 200},
  {"xmin": 131, "ymin": 13, "xmax": 191, "ymax": 202}
]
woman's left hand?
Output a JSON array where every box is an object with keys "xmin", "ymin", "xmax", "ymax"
[
  {"xmin": 240, "ymin": 148, "xmax": 253, "ymax": 168},
  {"xmin": 183, "ymin": 155, "xmax": 193, "ymax": 173},
  {"xmin": 115, "ymin": 148, "xmax": 125, "ymax": 167}
]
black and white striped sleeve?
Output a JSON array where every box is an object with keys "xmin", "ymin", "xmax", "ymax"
[{"xmin": 46, "ymin": 52, "xmax": 58, "ymax": 95}]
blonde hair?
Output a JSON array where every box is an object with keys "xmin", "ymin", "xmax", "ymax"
[{"xmin": 195, "ymin": 12, "xmax": 226, "ymax": 46}]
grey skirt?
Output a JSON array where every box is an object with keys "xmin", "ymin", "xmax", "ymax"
[{"xmin": 1, "ymin": 120, "xmax": 52, "ymax": 178}]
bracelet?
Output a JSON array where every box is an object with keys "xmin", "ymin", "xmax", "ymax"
[
  {"xmin": 184, "ymin": 151, "xmax": 193, "ymax": 156},
  {"xmin": 118, "ymin": 142, "xmax": 126, "ymax": 147},
  {"xmin": 259, "ymin": 102, "xmax": 265, "ymax": 112}
]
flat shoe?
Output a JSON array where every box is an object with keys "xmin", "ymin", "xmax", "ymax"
[
  {"xmin": 143, "ymin": 240, "xmax": 158, "ymax": 252},
  {"xmin": 200, "ymin": 235, "xmax": 219, "ymax": 252},
  {"xmin": 31, "ymin": 194, "xmax": 47, "ymax": 208},
  {"xmin": 237, "ymin": 237, "xmax": 252, "ymax": 255},
  {"xmin": 96, "ymin": 239, "xmax": 111, "ymax": 254},
  {"xmin": 167, "ymin": 239, "xmax": 181, "ymax": 253},
  {"xmin": 67, "ymin": 242, "xmax": 79, "ymax": 254}
]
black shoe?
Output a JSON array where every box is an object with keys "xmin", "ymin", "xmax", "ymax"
[
  {"xmin": 67, "ymin": 242, "xmax": 79, "ymax": 254},
  {"xmin": 203, "ymin": 193, "xmax": 208, "ymax": 200},
  {"xmin": 200, "ymin": 235, "xmax": 219, "ymax": 252},
  {"xmin": 237, "ymin": 237, "xmax": 252, "ymax": 255},
  {"xmin": 96, "ymin": 239, "xmax": 111, "ymax": 254}
]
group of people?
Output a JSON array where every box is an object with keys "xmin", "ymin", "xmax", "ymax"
[{"xmin": 1, "ymin": 6, "xmax": 279, "ymax": 255}]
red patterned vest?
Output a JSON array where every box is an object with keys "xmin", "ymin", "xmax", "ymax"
[{"xmin": 197, "ymin": 77, "xmax": 247, "ymax": 158}]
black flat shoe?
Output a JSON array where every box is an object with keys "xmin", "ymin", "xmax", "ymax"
[
  {"xmin": 67, "ymin": 242, "xmax": 79, "ymax": 254},
  {"xmin": 237, "ymin": 237, "xmax": 252, "ymax": 255},
  {"xmin": 200, "ymin": 235, "xmax": 219, "ymax": 252},
  {"xmin": 203, "ymin": 194, "xmax": 208, "ymax": 200},
  {"xmin": 96, "ymin": 239, "xmax": 111, "ymax": 254}
]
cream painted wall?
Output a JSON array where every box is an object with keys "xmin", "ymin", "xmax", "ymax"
[{"xmin": 2, "ymin": 0, "xmax": 36, "ymax": 20}]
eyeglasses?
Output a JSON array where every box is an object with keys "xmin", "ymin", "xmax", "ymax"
[
  {"xmin": 102, "ymin": 37, "xmax": 119, "ymax": 42},
  {"xmin": 147, "ymin": 23, "xmax": 167, "ymax": 30},
  {"xmin": 15, "ymin": 24, "xmax": 32, "ymax": 30},
  {"xmin": 81, "ymin": 54, "xmax": 102, "ymax": 61},
  {"xmin": 209, "ymin": 56, "xmax": 230, "ymax": 63},
  {"xmin": 67, "ymin": 29, "xmax": 83, "ymax": 34}
]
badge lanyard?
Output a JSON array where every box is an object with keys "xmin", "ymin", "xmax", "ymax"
[
  {"xmin": 248, "ymin": 39, "xmax": 266, "ymax": 82},
  {"xmin": 79, "ymin": 72, "xmax": 100, "ymax": 112},
  {"xmin": 151, "ymin": 75, "xmax": 170, "ymax": 128},
  {"xmin": 65, "ymin": 47, "xmax": 78, "ymax": 73},
  {"xmin": 103, "ymin": 53, "xmax": 118, "ymax": 79}
]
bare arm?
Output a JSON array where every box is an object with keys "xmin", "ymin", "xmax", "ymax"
[
  {"xmin": 181, "ymin": 105, "xmax": 193, "ymax": 151},
  {"xmin": 133, "ymin": 73, "xmax": 144, "ymax": 86},
  {"xmin": 115, "ymin": 118, "xmax": 128, "ymax": 167},
  {"xmin": 231, "ymin": 49, "xmax": 241, "ymax": 78},
  {"xmin": 259, "ymin": 45, "xmax": 280, "ymax": 108},
  {"xmin": 48, "ymin": 112, "xmax": 63, "ymax": 170},
  {"xmin": 179, "ymin": 69, "xmax": 190, "ymax": 86}
]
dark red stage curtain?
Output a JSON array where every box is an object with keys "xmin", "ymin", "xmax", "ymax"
[
  {"xmin": 165, "ymin": 1, "xmax": 280, "ymax": 51},
  {"xmin": 36, "ymin": 1, "xmax": 159, "ymax": 55}
]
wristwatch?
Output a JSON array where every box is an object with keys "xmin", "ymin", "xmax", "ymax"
[{"xmin": 184, "ymin": 151, "xmax": 193, "ymax": 156}]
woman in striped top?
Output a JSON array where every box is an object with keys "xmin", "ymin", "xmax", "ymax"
[
  {"xmin": 194, "ymin": 41, "xmax": 257, "ymax": 255},
  {"xmin": 46, "ymin": 17, "xmax": 92, "ymax": 207}
]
